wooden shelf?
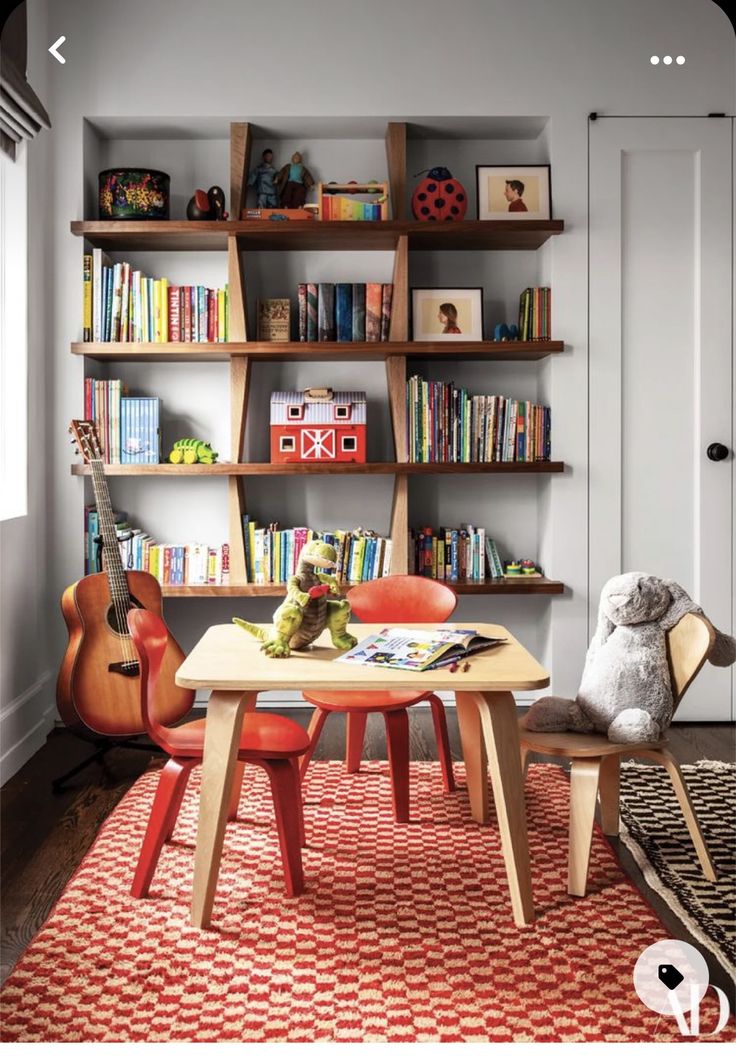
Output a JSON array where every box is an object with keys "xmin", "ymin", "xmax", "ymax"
[
  {"xmin": 71, "ymin": 461, "xmax": 564, "ymax": 477},
  {"xmin": 161, "ymin": 577, "xmax": 564, "ymax": 598},
  {"xmin": 72, "ymin": 340, "xmax": 564, "ymax": 363},
  {"xmin": 70, "ymin": 219, "xmax": 564, "ymax": 252}
]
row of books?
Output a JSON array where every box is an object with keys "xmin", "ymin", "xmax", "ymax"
[
  {"xmin": 297, "ymin": 282, "xmax": 393, "ymax": 342},
  {"xmin": 410, "ymin": 525, "xmax": 488, "ymax": 583},
  {"xmin": 82, "ymin": 249, "xmax": 229, "ymax": 343},
  {"xmin": 242, "ymin": 517, "xmax": 392, "ymax": 584},
  {"xmin": 84, "ymin": 507, "xmax": 230, "ymax": 585},
  {"xmin": 518, "ymin": 287, "xmax": 551, "ymax": 341},
  {"xmin": 406, "ymin": 376, "xmax": 552, "ymax": 463},
  {"xmin": 320, "ymin": 196, "xmax": 383, "ymax": 221},
  {"xmin": 84, "ymin": 379, "xmax": 161, "ymax": 464}
]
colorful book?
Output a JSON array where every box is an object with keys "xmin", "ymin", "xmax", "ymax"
[
  {"xmin": 365, "ymin": 283, "xmax": 382, "ymax": 342},
  {"xmin": 335, "ymin": 283, "xmax": 353, "ymax": 342},
  {"xmin": 307, "ymin": 283, "xmax": 318, "ymax": 342},
  {"xmin": 318, "ymin": 283, "xmax": 336, "ymax": 342},
  {"xmin": 380, "ymin": 283, "xmax": 393, "ymax": 341},
  {"xmin": 351, "ymin": 283, "xmax": 366, "ymax": 341},
  {"xmin": 297, "ymin": 284, "xmax": 307, "ymax": 342}
]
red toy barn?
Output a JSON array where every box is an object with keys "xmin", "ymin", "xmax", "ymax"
[{"xmin": 270, "ymin": 388, "xmax": 367, "ymax": 464}]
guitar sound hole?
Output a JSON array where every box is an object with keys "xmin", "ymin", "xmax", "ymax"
[{"xmin": 106, "ymin": 597, "xmax": 142, "ymax": 636}]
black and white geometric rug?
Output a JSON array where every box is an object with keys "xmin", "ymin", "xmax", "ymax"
[{"xmin": 619, "ymin": 759, "xmax": 735, "ymax": 981}]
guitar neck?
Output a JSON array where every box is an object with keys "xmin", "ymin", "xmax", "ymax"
[{"xmin": 90, "ymin": 459, "xmax": 132, "ymax": 609}]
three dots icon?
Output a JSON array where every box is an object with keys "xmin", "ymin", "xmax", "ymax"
[{"xmin": 651, "ymin": 55, "xmax": 685, "ymax": 65}]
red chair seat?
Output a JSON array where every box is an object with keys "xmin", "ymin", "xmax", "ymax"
[
  {"xmin": 163, "ymin": 712, "xmax": 311, "ymax": 758},
  {"xmin": 303, "ymin": 689, "xmax": 430, "ymax": 713}
]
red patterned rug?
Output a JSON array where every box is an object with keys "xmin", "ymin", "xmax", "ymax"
[{"xmin": 1, "ymin": 762, "xmax": 732, "ymax": 1043}]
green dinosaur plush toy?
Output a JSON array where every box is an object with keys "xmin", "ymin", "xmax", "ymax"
[
  {"xmin": 168, "ymin": 438, "xmax": 218, "ymax": 465},
  {"xmin": 233, "ymin": 539, "xmax": 358, "ymax": 658}
]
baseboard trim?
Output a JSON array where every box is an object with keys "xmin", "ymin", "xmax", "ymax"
[{"xmin": 0, "ymin": 672, "xmax": 56, "ymax": 785}]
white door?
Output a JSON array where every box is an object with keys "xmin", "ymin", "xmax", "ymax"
[{"xmin": 589, "ymin": 117, "xmax": 734, "ymax": 721}]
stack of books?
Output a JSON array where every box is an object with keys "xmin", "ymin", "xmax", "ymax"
[
  {"xmin": 411, "ymin": 525, "xmax": 487, "ymax": 583},
  {"xmin": 82, "ymin": 250, "xmax": 229, "ymax": 342},
  {"xmin": 518, "ymin": 287, "xmax": 551, "ymax": 340},
  {"xmin": 84, "ymin": 507, "xmax": 229, "ymax": 585},
  {"xmin": 406, "ymin": 376, "xmax": 551, "ymax": 463},
  {"xmin": 242, "ymin": 518, "xmax": 393, "ymax": 585},
  {"xmin": 297, "ymin": 282, "xmax": 393, "ymax": 342},
  {"xmin": 84, "ymin": 378, "xmax": 161, "ymax": 464}
]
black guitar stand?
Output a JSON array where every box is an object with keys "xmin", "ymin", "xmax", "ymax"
[{"xmin": 51, "ymin": 736, "xmax": 167, "ymax": 792}]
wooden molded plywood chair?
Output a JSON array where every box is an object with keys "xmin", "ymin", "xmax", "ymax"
[
  {"xmin": 299, "ymin": 575, "xmax": 457, "ymax": 821},
  {"xmin": 127, "ymin": 608, "xmax": 310, "ymax": 900},
  {"xmin": 520, "ymin": 612, "xmax": 718, "ymax": 897}
]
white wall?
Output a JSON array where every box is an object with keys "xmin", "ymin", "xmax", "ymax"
[{"xmin": 3, "ymin": 0, "xmax": 732, "ymax": 780}]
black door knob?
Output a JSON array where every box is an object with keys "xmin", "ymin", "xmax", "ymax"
[{"xmin": 707, "ymin": 443, "xmax": 729, "ymax": 462}]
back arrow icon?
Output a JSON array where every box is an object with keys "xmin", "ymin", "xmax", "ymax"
[{"xmin": 48, "ymin": 36, "xmax": 66, "ymax": 64}]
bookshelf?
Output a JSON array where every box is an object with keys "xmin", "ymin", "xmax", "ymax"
[{"xmin": 72, "ymin": 119, "xmax": 566, "ymax": 597}]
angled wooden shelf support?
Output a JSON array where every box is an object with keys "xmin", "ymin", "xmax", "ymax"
[
  {"xmin": 227, "ymin": 231, "xmax": 250, "ymax": 585},
  {"xmin": 230, "ymin": 122, "xmax": 252, "ymax": 223},
  {"xmin": 385, "ymin": 122, "xmax": 407, "ymax": 221}
]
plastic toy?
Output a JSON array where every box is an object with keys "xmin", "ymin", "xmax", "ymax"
[
  {"xmin": 233, "ymin": 539, "xmax": 357, "ymax": 658},
  {"xmin": 494, "ymin": 323, "xmax": 520, "ymax": 341},
  {"xmin": 168, "ymin": 438, "xmax": 218, "ymax": 465},
  {"xmin": 186, "ymin": 186, "xmax": 228, "ymax": 221},
  {"xmin": 270, "ymin": 388, "xmax": 367, "ymax": 463},
  {"xmin": 411, "ymin": 167, "xmax": 468, "ymax": 222}
]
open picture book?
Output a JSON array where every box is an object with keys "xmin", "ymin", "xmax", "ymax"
[{"xmin": 335, "ymin": 627, "xmax": 507, "ymax": 672}]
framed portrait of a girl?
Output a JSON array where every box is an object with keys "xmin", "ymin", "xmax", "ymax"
[{"xmin": 411, "ymin": 287, "xmax": 484, "ymax": 342}]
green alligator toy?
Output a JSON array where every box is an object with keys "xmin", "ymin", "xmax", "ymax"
[
  {"xmin": 233, "ymin": 539, "xmax": 358, "ymax": 658},
  {"xmin": 168, "ymin": 438, "xmax": 218, "ymax": 465}
]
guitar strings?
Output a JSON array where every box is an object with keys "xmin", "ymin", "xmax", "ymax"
[{"xmin": 92, "ymin": 459, "xmax": 136, "ymax": 668}]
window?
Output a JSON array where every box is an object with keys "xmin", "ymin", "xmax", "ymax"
[
  {"xmin": 286, "ymin": 404, "xmax": 303, "ymax": 420},
  {"xmin": 333, "ymin": 404, "xmax": 351, "ymax": 421},
  {"xmin": 0, "ymin": 144, "xmax": 28, "ymax": 521},
  {"xmin": 279, "ymin": 435, "xmax": 296, "ymax": 452},
  {"xmin": 341, "ymin": 435, "xmax": 357, "ymax": 452}
]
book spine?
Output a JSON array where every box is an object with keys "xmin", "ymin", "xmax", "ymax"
[
  {"xmin": 351, "ymin": 283, "xmax": 366, "ymax": 342},
  {"xmin": 380, "ymin": 283, "xmax": 392, "ymax": 341},
  {"xmin": 169, "ymin": 285, "xmax": 180, "ymax": 342},
  {"xmin": 318, "ymin": 283, "xmax": 335, "ymax": 342},
  {"xmin": 335, "ymin": 283, "xmax": 353, "ymax": 342},
  {"xmin": 82, "ymin": 255, "xmax": 92, "ymax": 341},
  {"xmin": 365, "ymin": 283, "xmax": 382, "ymax": 342},
  {"xmin": 297, "ymin": 283, "xmax": 308, "ymax": 341},
  {"xmin": 306, "ymin": 283, "xmax": 318, "ymax": 342}
]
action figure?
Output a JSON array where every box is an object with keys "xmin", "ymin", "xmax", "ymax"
[
  {"xmin": 247, "ymin": 148, "xmax": 279, "ymax": 208},
  {"xmin": 275, "ymin": 151, "xmax": 315, "ymax": 209}
]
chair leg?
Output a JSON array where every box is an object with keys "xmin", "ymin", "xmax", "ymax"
[
  {"xmin": 345, "ymin": 712, "xmax": 368, "ymax": 773},
  {"xmin": 520, "ymin": 745, "xmax": 530, "ymax": 781},
  {"xmin": 643, "ymin": 748, "xmax": 717, "ymax": 881},
  {"xmin": 131, "ymin": 758, "xmax": 195, "ymax": 898},
  {"xmin": 568, "ymin": 757, "xmax": 603, "ymax": 897},
  {"xmin": 598, "ymin": 755, "xmax": 621, "ymax": 836},
  {"xmin": 260, "ymin": 759, "xmax": 305, "ymax": 896},
  {"xmin": 383, "ymin": 708, "xmax": 410, "ymax": 823},
  {"xmin": 291, "ymin": 757, "xmax": 307, "ymax": 847},
  {"xmin": 227, "ymin": 761, "xmax": 246, "ymax": 822},
  {"xmin": 299, "ymin": 708, "xmax": 329, "ymax": 780},
  {"xmin": 428, "ymin": 694, "xmax": 456, "ymax": 792}
]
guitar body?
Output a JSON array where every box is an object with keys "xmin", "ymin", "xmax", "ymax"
[{"xmin": 57, "ymin": 570, "xmax": 194, "ymax": 737}]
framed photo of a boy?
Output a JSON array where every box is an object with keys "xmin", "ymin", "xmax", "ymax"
[
  {"xmin": 411, "ymin": 287, "xmax": 484, "ymax": 342},
  {"xmin": 476, "ymin": 165, "xmax": 552, "ymax": 221}
]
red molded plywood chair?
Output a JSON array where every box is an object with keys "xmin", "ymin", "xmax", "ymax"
[
  {"xmin": 300, "ymin": 575, "xmax": 457, "ymax": 821},
  {"xmin": 127, "ymin": 609, "xmax": 310, "ymax": 899}
]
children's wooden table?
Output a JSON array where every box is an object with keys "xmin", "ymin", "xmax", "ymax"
[{"xmin": 176, "ymin": 622, "xmax": 550, "ymax": 929}]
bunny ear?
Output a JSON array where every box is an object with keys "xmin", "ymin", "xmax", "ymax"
[
  {"xmin": 591, "ymin": 589, "xmax": 616, "ymax": 650},
  {"xmin": 660, "ymin": 579, "xmax": 701, "ymax": 630}
]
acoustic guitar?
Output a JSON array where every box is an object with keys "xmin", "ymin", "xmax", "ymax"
[{"xmin": 57, "ymin": 420, "xmax": 194, "ymax": 737}]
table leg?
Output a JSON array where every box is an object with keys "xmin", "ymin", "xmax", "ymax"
[
  {"xmin": 191, "ymin": 690, "xmax": 254, "ymax": 928},
  {"xmin": 455, "ymin": 692, "xmax": 489, "ymax": 824},
  {"xmin": 475, "ymin": 691, "xmax": 535, "ymax": 927}
]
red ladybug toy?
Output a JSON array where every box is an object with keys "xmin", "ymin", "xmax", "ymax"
[{"xmin": 411, "ymin": 167, "xmax": 468, "ymax": 222}]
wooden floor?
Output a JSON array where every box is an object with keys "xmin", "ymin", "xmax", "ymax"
[{"xmin": 2, "ymin": 712, "xmax": 734, "ymax": 1000}]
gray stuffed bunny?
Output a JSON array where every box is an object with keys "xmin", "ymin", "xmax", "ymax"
[{"xmin": 523, "ymin": 572, "xmax": 736, "ymax": 744}]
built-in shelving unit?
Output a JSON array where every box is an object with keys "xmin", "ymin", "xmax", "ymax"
[{"xmin": 72, "ymin": 119, "xmax": 566, "ymax": 598}]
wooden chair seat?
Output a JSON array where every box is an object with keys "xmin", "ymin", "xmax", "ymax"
[
  {"xmin": 520, "ymin": 728, "xmax": 668, "ymax": 758},
  {"xmin": 521, "ymin": 612, "xmax": 718, "ymax": 897}
]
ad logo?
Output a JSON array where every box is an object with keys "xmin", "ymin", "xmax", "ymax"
[{"xmin": 634, "ymin": 940, "xmax": 731, "ymax": 1036}]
